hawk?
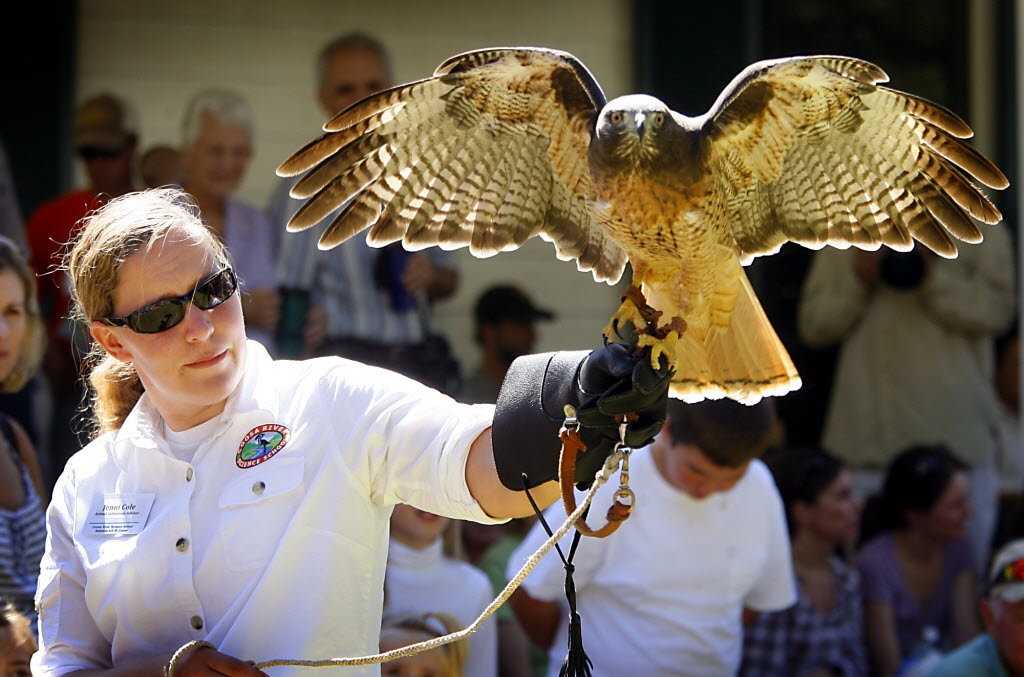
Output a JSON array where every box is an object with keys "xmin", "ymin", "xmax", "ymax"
[{"xmin": 277, "ymin": 47, "xmax": 1006, "ymax": 404}]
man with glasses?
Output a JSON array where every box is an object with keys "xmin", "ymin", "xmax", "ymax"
[
  {"xmin": 930, "ymin": 538, "xmax": 1024, "ymax": 676},
  {"xmin": 269, "ymin": 33, "xmax": 460, "ymax": 390},
  {"xmin": 26, "ymin": 93, "xmax": 139, "ymax": 483}
]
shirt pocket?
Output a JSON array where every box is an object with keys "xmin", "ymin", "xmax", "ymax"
[{"xmin": 217, "ymin": 459, "xmax": 305, "ymax": 572}]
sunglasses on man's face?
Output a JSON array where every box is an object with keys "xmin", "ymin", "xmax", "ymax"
[
  {"xmin": 79, "ymin": 147, "xmax": 125, "ymax": 162},
  {"xmin": 101, "ymin": 267, "xmax": 237, "ymax": 334}
]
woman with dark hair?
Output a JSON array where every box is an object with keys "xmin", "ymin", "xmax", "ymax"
[
  {"xmin": 742, "ymin": 446, "xmax": 867, "ymax": 676},
  {"xmin": 856, "ymin": 444, "xmax": 980, "ymax": 675}
]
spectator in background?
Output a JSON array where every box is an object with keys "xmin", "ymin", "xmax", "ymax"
[
  {"xmin": 379, "ymin": 612, "xmax": 468, "ymax": 677},
  {"xmin": 385, "ymin": 504, "xmax": 497, "ymax": 677},
  {"xmin": 798, "ymin": 233, "xmax": 1016, "ymax": 571},
  {"xmin": 0, "ymin": 237, "xmax": 47, "ymax": 625},
  {"xmin": 742, "ymin": 446, "xmax": 867, "ymax": 676},
  {"xmin": 139, "ymin": 144, "xmax": 183, "ymax": 189},
  {"xmin": 0, "ymin": 601, "xmax": 35, "ymax": 677},
  {"xmin": 856, "ymin": 444, "xmax": 980, "ymax": 676},
  {"xmin": 509, "ymin": 398, "xmax": 794, "ymax": 676},
  {"xmin": 0, "ymin": 139, "xmax": 46, "ymax": 471},
  {"xmin": 929, "ymin": 538, "xmax": 1024, "ymax": 677},
  {"xmin": 180, "ymin": 89, "xmax": 280, "ymax": 351},
  {"xmin": 26, "ymin": 93, "xmax": 139, "ymax": 479},
  {"xmin": 271, "ymin": 32, "xmax": 459, "ymax": 380},
  {"xmin": 460, "ymin": 285, "xmax": 555, "ymax": 405}
]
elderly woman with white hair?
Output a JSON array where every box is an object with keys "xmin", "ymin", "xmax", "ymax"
[{"xmin": 180, "ymin": 89, "xmax": 280, "ymax": 351}]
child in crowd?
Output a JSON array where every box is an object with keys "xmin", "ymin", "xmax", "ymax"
[
  {"xmin": 379, "ymin": 612, "xmax": 467, "ymax": 677},
  {"xmin": 0, "ymin": 601, "xmax": 34, "ymax": 677},
  {"xmin": 385, "ymin": 504, "xmax": 497, "ymax": 677}
]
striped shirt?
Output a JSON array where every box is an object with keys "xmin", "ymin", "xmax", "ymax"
[
  {"xmin": 0, "ymin": 416, "xmax": 46, "ymax": 626},
  {"xmin": 269, "ymin": 177, "xmax": 457, "ymax": 345}
]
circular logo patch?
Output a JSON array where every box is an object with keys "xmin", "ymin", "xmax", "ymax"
[{"xmin": 236, "ymin": 424, "xmax": 290, "ymax": 469}]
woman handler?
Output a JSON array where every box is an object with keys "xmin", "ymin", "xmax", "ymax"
[{"xmin": 33, "ymin": 189, "xmax": 668, "ymax": 677}]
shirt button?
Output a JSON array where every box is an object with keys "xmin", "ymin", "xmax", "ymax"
[
  {"xmin": 252, "ymin": 481, "xmax": 266, "ymax": 495},
  {"xmin": 175, "ymin": 538, "xmax": 189, "ymax": 553},
  {"xmin": 186, "ymin": 467, "xmax": 194, "ymax": 482},
  {"xmin": 190, "ymin": 615, "xmax": 204, "ymax": 630}
]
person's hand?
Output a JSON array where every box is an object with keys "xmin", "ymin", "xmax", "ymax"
[
  {"xmin": 302, "ymin": 303, "xmax": 327, "ymax": 356},
  {"xmin": 852, "ymin": 249, "xmax": 883, "ymax": 287},
  {"xmin": 241, "ymin": 287, "xmax": 281, "ymax": 332},
  {"xmin": 572, "ymin": 342, "xmax": 673, "ymax": 487},
  {"xmin": 170, "ymin": 644, "xmax": 268, "ymax": 677},
  {"xmin": 400, "ymin": 252, "xmax": 436, "ymax": 294}
]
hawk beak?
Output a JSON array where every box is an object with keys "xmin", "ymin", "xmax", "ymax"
[{"xmin": 634, "ymin": 112, "xmax": 646, "ymax": 137}]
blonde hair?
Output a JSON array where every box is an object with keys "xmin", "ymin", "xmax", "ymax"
[
  {"xmin": 0, "ymin": 236, "xmax": 43, "ymax": 393},
  {"xmin": 379, "ymin": 612, "xmax": 467, "ymax": 677},
  {"xmin": 0, "ymin": 600, "xmax": 36, "ymax": 654},
  {"xmin": 65, "ymin": 188, "xmax": 230, "ymax": 436}
]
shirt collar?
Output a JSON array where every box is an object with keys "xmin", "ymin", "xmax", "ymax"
[{"xmin": 111, "ymin": 339, "xmax": 279, "ymax": 465}]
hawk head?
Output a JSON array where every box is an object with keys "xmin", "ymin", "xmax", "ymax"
[{"xmin": 591, "ymin": 95, "xmax": 685, "ymax": 170}]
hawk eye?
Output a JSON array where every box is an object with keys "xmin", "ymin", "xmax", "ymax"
[
  {"xmin": 609, "ymin": 111, "xmax": 625, "ymax": 125},
  {"xmin": 652, "ymin": 112, "xmax": 666, "ymax": 127}
]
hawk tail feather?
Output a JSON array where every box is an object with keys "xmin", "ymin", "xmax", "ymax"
[{"xmin": 665, "ymin": 274, "xmax": 801, "ymax": 404}]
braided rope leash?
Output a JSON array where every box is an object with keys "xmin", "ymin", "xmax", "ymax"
[{"xmin": 241, "ymin": 447, "xmax": 629, "ymax": 671}]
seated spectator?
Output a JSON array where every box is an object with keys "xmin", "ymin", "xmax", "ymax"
[
  {"xmin": 386, "ymin": 504, "xmax": 497, "ymax": 677},
  {"xmin": 742, "ymin": 446, "xmax": 867, "ymax": 676},
  {"xmin": 0, "ymin": 601, "xmax": 34, "ymax": 677},
  {"xmin": 508, "ymin": 398, "xmax": 794, "ymax": 676},
  {"xmin": 379, "ymin": 612, "xmax": 467, "ymax": 677},
  {"xmin": 856, "ymin": 444, "xmax": 980, "ymax": 675},
  {"xmin": 0, "ymin": 237, "xmax": 47, "ymax": 624},
  {"xmin": 180, "ymin": 89, "xmax": 280, "ymax": 351},
  {"xmin": 929, "ymin": 537, "xmax": 1024, "ymax": 676},
  {"xmin": 139, "ymin": 144, "xmax": 183, "ymax": 188}
]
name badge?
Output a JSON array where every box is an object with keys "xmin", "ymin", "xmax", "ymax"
[{"xmin": 85, "ymin": 493, "xmax": 156, "ymax": 536}]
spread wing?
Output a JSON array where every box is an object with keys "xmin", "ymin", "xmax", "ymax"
[
  {"xmin": 699, "ymin": 56, "xmax": 1007, "ymax": 263},
  {"xmin": 277, "ymin": 47, "xmax": 629, "ymax": 283}
]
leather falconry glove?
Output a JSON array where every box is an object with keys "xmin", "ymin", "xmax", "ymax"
[{"xmin": 492, "ymin": 341, "xmax": 673, "ymax": 490}]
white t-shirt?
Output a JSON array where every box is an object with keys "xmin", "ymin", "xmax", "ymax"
[
  {"xmin": 385, "ymin": 539, "xmax": 498, "ymax": 677},
  {"xmin": 509, "ymin": 450, "xmax": 795, "ymax": 677},
  {"xmin": 34, "ymin": 341, "xmax": 501, "ymax": 677}
]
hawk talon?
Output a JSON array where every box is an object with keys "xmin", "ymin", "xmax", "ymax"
[{"xmin": 637, "ymin": 329, "xmax": 681, "ymax": 372}]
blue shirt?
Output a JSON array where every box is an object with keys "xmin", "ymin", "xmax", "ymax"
[{"xmin": 928, "ymin": 635, "xmax": 1007, "ymax": 677}]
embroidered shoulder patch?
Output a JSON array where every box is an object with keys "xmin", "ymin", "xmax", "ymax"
[{"xmin": 236, "ymin": 424, "xmax": 290, "ymax": 469}]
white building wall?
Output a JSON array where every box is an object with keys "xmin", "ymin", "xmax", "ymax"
[{"xmin": 76, "ymin": 0, "xmax": 632, "ymax": 363}]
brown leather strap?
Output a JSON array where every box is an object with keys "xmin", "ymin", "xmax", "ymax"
[{"xmin": 558, "ymin": 427, "xmax": 633, "ymax": 538}]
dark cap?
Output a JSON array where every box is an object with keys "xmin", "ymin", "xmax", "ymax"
[
  {"xmin": 475, "ymin": 285, "xmax": 555, "ymax": 325},
  {"xmin": 73, "ymin": 93, "xmax": 137, "ymax": 152}
]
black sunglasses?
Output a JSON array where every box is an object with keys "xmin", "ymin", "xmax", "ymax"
[{"xmin": 101, "ymin": 268, "xmax": 237, "ymax": 334}]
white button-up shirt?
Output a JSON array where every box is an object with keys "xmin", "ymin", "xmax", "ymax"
[{"xmin": 34, "ymin": 341, "xmax": 499, "ymax": 677}]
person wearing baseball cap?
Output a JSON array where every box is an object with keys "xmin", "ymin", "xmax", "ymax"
[
  {"xmin": 930, "ymin": 537, "xmax": 1024, "ymax": 676},
  {"xmin": 26, "ymin": 92, "xmax": 139, "ymax": 483},
  {"xmin": 460, "ymin": 285, "xmax": 555, "ymax": 404}
]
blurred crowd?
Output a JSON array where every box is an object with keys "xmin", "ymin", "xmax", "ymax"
[{"xmin": 0, "ymin": 29, "xmax": 1022, "ymax": 677}]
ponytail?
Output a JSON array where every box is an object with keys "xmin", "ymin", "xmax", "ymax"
[{"xmin": 87, "ymin": 354, "xmax": 144, "ymax": 436}]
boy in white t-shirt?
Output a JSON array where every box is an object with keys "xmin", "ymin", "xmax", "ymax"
[{"xmin": 508, "ymin": 398, "xmax": 795, "ymax": 676}]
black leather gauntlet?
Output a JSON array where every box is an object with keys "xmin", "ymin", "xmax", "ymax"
[{"xmin": 492, "ymin": 342, "xmax": 672, "ymax": 490}]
